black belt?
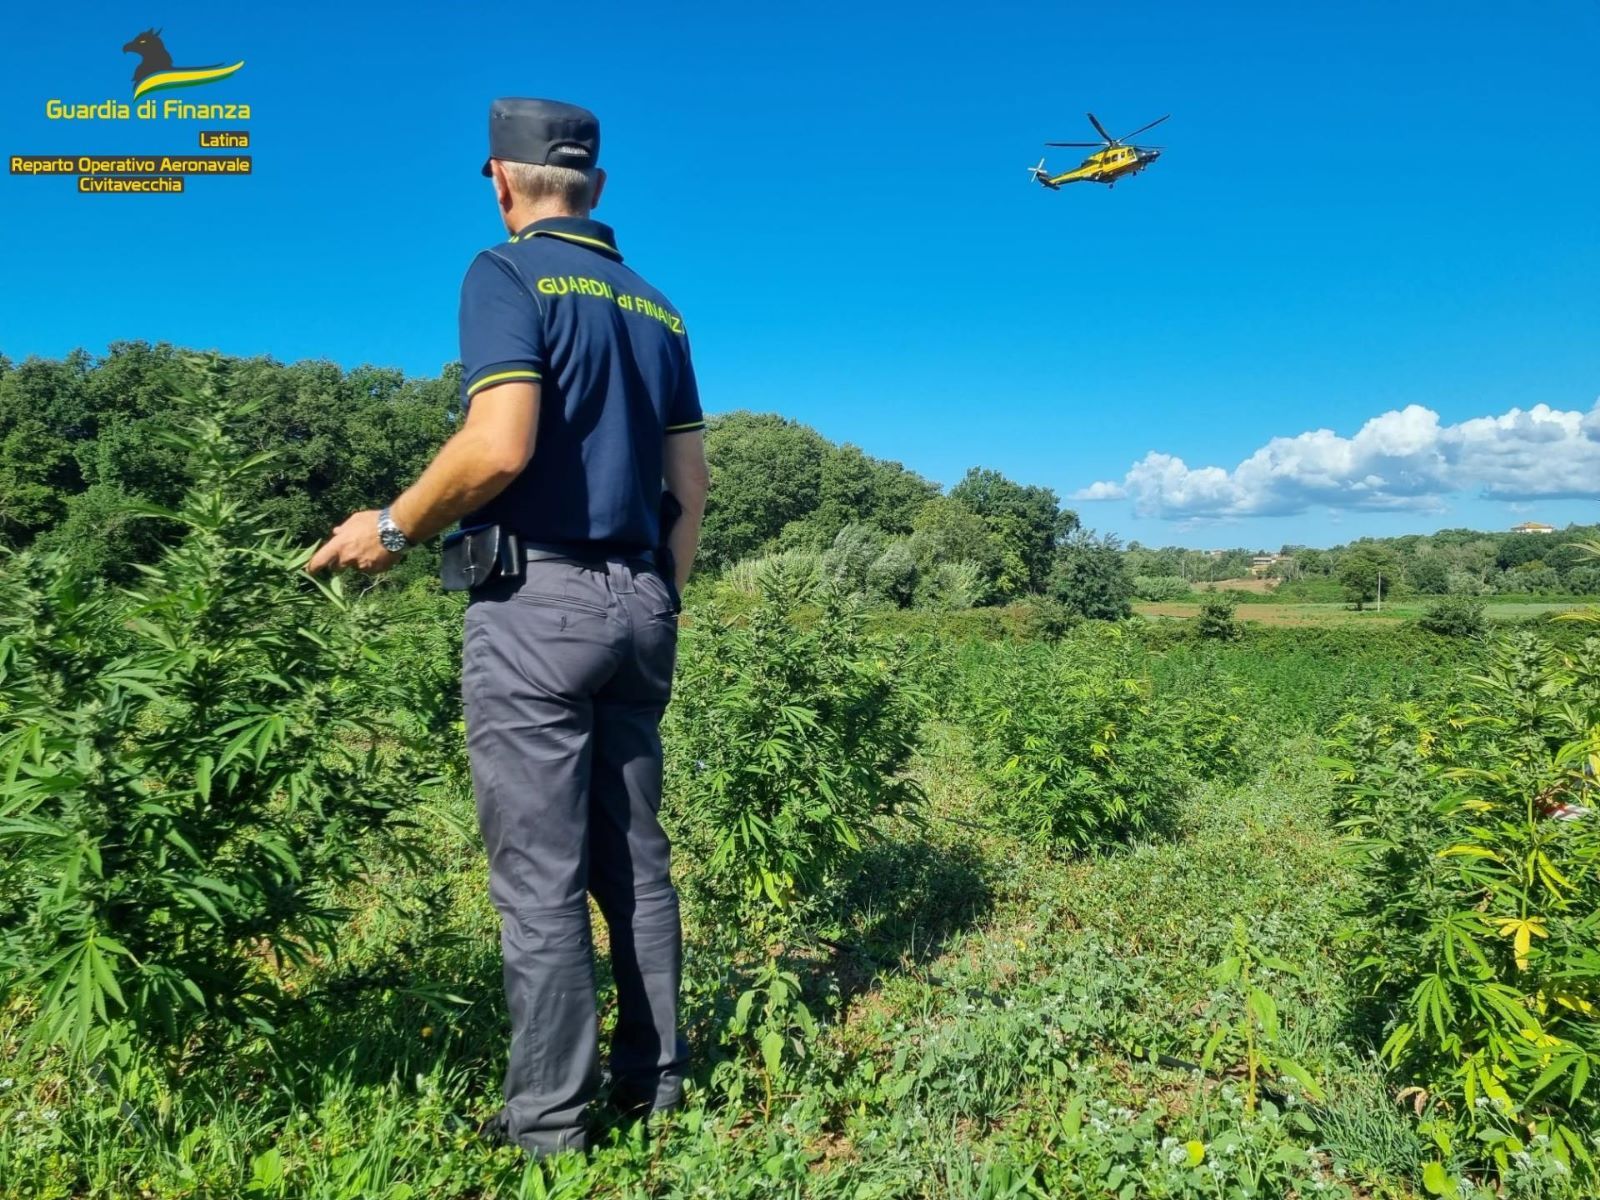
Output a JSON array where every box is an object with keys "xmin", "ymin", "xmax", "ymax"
[{"xmin": 516, "ymin": 541, "xmax": 658, "ymax": 569}]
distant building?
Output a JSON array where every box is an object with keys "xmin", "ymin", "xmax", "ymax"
[
  {"xmin": 1249, "ymin": 552, "xmax": 1289, "ymax": 577},
  {"xmin": 1511, "ymin": 521, "xmax": 1556, "ymax": 535}
]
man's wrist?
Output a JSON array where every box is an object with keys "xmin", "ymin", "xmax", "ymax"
[{"xmin": 377, "ymin": 505, "xmax": 413, "ymax": 554}]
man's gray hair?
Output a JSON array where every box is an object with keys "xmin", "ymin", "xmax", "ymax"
[{"xmin": 500, "ymin": 161, "xmax": 598, "ymax": 212}]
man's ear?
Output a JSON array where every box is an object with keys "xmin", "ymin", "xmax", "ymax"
[
  {"xmin": 490, "ymin": 160, "xmax": 514, "ymax": 216},
  {"xmin": 590, "ymin": 168, "xmax": 607, "ymax": 211}
]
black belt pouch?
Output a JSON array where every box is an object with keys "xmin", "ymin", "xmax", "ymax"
[{"xmin": 441, "ymin": 524, "xmax": 523, "ymax": 591}]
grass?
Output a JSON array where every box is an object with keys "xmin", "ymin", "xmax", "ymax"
[{"xmin": 1, "ymin": 626, "xmax": 1584, "ymax": 1199}]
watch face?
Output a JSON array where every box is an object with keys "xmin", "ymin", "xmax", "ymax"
[{"xmin": 378, "ymin": 511, "xmax": 408, "ymax": 552}]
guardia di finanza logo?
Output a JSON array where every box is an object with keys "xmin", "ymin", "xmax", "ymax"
[
  {"xmin": 122, "ymin": 27, "xmax": 243, "ymax": 100},
  {"xmin": 45, "ymin": 27, "xmax": 249, "ymax": 119}
]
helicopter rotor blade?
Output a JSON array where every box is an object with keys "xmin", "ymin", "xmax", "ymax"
[
  {"xmin": 1045, "ymin": 141, "xmax": 1101, "ymax": 147},
  {"xmin": 1086, "ymin": 112, "xmax": 1115, "ymax": 144},
  {"xmin": 1117, "ymin": 114, "xmax": 1170, "ymax": 142}
]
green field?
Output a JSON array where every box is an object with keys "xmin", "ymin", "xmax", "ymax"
[
  {"xmin": 6, "ymin": 549, "xmax": 1598, "ymax": 1198},
  {"xmin": 1137, "ymin": 598, "xmax": 1593, "ymax": 626}
]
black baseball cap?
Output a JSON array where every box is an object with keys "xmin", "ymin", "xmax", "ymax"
[{"xmin": 482, "ymin": 97, "xmax": 600, "ymax": 177}]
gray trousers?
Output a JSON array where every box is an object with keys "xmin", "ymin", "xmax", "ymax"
[{"xmin": 462, "ymin": 555, "xmax": 688, "ymax": 1153}]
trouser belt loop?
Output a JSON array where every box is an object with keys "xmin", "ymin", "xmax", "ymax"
[{"xmin": 607, "ymin": 558, "xmax": 635, "ymax": 595}]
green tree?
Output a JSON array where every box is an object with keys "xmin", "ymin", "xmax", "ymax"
[
  {"xmin": 1337, "ymin": 546, "xmax": 1396, "ymax": 610},
  {"xmin": 865, "ymin": 453, "xmax": 940, "ymax": 534},
  {"xmin": 1295, "ymin": 547, "xmax": 1329, "ymax": 577},
  {"xmin": 909, "ymin": 496, "xmax": 1002, "ymax": 597},
  {"xmin": 700, "ymin": 412, "xmax": 828, "ymax": 568},
  {"xmin": 1407, "ymin": 554, "xmax": 1450, "ymax": 595},
  {"xmin": 1564, "ymin": 565, "xmax": 1600, "ymax": 595},
  {"xmin": 948, "ymin": 467, "xmax": 1072, "ymax": 594},
  {"xmin": 1049, "ymin": 531, "xmax": 1133, "ymax": 621},
  {"xmin": 0, "ymin": 416, "xmax": 79, "ymax": 540},
  {"xmin": 784, "ymin": 443, "xmax": 938, "ymax": 549},
  {"xmin": 1496, "ymin": 533, "xmax": 1550, "ymax": 571},
  {"xmin": 0, "ymin": 353, "xmax": 94, "ymax": 544},
  {"xmin": 0, "ymin": 345, "xmax": 458, "ymax": 578}
]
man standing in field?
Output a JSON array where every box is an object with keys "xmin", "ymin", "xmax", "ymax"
[{"xmin": 309, "ymin": 97, "xmax": 709, "ymax": 1158}]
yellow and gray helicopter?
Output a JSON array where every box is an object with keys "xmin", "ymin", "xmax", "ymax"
[{"xmin": 1027, "ymin": 112, "xmax": 1169, "ymax": 189}]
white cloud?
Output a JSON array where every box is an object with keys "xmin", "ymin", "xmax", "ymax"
[
  {"xmin": 1075, "ymin": 399, "xmax": 1600, "ymax": 519},
  {"xmin": 1073, "ymin": 479, "xmax": 1127, "ymax": 501}
]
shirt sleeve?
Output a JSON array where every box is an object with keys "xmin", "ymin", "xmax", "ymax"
[
  {"xmin": 458, "ymin": 250, "xmax": 545, "ymax": 406},
  {"xmin": 665, "ymin": 351, "xmax": 705, "ymax": 435}
]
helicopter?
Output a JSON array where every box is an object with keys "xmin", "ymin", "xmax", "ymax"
[{"xmin": 1027, "ymin": 112, "xmax": 1168, "ymax": 189}]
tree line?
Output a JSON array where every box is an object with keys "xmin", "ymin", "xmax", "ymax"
[
  {"xmin": 1126, "ymin": 524, "xmax": 1600, "ymax": 603},
  {"xmin": 10, "ymin": 345, "xmax": 1592, "ymax": 615},
  {"xmin": 0, "ymin": 344, "xmax": 458, "ymax": 582},
  {"xmin": 0, "ymin": 344, "xmax": 1134, "ymax": 617}
]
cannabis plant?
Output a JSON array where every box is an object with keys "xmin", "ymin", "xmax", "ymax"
[
  {"xmin": 1332, "ymin": 632, "xmax": 1600, "ymax": 1180},
  {"xmin": 663, "ymin": 559, "xmax": 926, "ymax": 936},
  {"xmin": 0, "ymin": 370, "xmax": 430, "ymax": 1062}
]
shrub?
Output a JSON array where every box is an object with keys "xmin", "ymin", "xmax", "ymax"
[
  {"xmin": 918, "ymin": 559, "xmax": 984, "ymax": 611},
  {"xmin": 719, "ymin": 549, "xmax": 823, "ymax": 597},
  {"xmin": 1194, "ymin": 591, "xmax": 1243, "ymax": 640},
  {"xmin": 1563, "ymin": 565, "xmax": 1600, "ymax": 596},
  {"xmin": 1416, "ymin": 595, "xmax": 1488, "ymax": 638},
  {"xmin": 821, "ymin": 522, "xmax": 885, "ymax": 595},
  {"xmin": 1133, "ymin": 574, "xmax": 1193, "ymax": 602},
  {"xmin": 1496, "ymin": 566, "xmax": 1560, "ymax": 595},
  {"xmin": 0, "ymin": 381, "xmax": 429, "ymax": 1063},
  {"xmin": 1020, "ymin": 597, "xmax": 1080, "ymax": 643},
  {"xmin": 1269, "ymin": 577, "xmax": 1348, "ymax": 604},
  {"xmin": 1328, "ymin": 633, "xmax": 1600, "ymax": 1181},
  {"xmin": 866, "ymin": 540, "xmax": 919, "ymax": 609},
  {"xmin": 663, "ymin": 560, "xmax": 926, "ymax": 935}
]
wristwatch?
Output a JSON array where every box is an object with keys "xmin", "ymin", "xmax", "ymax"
[{"xmin": 377, "ymin": 506, "xmax": 412, "ymax": 554}]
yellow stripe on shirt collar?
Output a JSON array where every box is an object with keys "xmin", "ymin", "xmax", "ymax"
[{"xmin": 510, "ymin": 229, "xmax": 620, "ymax": 255}]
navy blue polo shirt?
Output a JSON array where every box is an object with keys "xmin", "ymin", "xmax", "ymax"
[{"xmin": 457, "ymin": 215, "xmax": 703, "ymax": 553}]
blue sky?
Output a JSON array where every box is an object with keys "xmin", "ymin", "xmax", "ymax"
[{"xmin": 2, "ymin": 0, "xmax": 1597, "ymax": 549}]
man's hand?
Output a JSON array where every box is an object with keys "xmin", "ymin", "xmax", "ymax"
[
  {"xmin": 303, "ymin": 381, "xmax": 537, "ymax": 579},
  {"xmin": 307, "ymin": 509, "xmax": 403, "ymax": 575}
]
